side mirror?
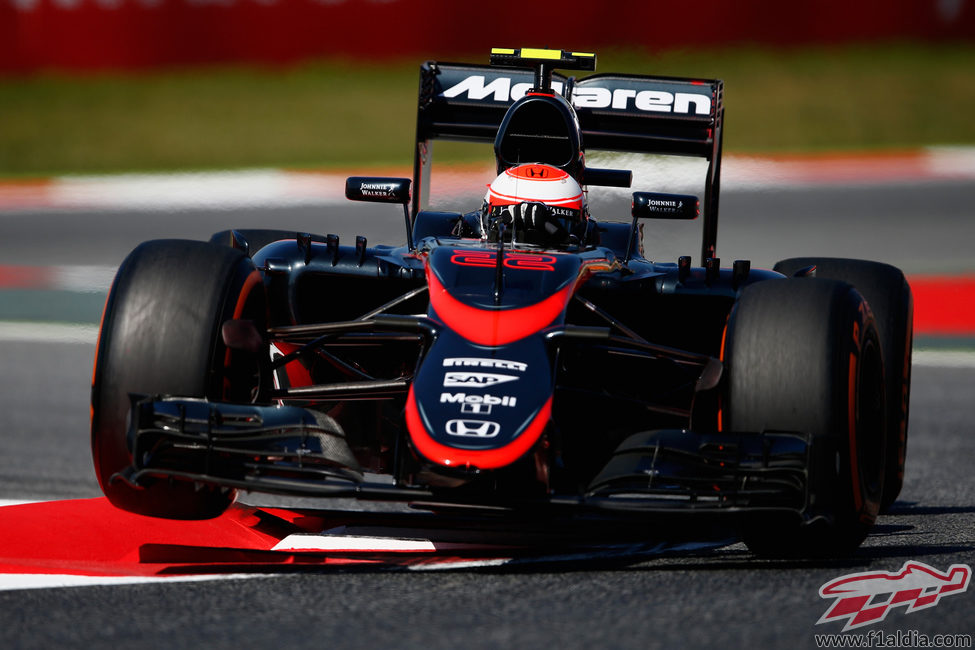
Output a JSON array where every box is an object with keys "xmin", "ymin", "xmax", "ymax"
[
  {"xmin": 583, "ymin": 167, "xmax": 632, "ymax": 188},
  {"xmin": 632, "ymin": 192, "xmax": 699, "ymax": 220},
  {"xmin": 345, "ymin": 177, "xmax": 411, "ymax": 204},
  {"xmin": 345, "ymin": 176, "xmax": 415, "ymax": 251}
]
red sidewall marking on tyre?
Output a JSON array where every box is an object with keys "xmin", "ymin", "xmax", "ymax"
[
  {"xmin": 223, "ymin": 268, "xmax": 264, "ymax": 372},
  {"xmin": 848, "ymin": 351, "xmax": 863, "ymax": 513}
]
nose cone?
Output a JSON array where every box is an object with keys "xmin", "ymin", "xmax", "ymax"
[{"xmin": 405, "ymin": 331, "xmax": 553, "ymax": 470}]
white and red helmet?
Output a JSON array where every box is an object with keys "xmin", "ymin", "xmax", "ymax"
[
  {"xmin": 481, "ymin": 164, "xmax": 587, "ymax": 243},
  {"xmin": 485, "ymin": 163, "xmax": 585, "ymax": 218}
]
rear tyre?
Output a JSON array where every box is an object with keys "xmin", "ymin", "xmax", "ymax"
[
  {"xmin": 724, "ymin": 278, "xmax": 886, "ymax": 557},
  {"xmin": 91, "ymin": 240, "xmax": 267, "ymax": 519},
  {"xmin": 774, "ymin": 257, "xmax": 912, "ymax": 511}
]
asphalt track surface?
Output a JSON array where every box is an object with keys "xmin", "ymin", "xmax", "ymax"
[
  {"xmin": 1, "ymin": 180, "xmax": 974, "ymax": 649},
  {"xmin": 1, "ymin": 180, "xmax": 975, "ymax": 273}
]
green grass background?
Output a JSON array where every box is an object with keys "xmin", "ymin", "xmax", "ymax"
[{"xmin": 1, "ymin": 42, "xmax": 973, "ymax": 177}]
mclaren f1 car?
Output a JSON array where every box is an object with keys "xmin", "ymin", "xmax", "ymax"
[{"xmin": 90, "ymin": 48, "xmax": 913, "ymax": 557}]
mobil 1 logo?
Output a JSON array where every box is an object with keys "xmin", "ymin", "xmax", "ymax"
[{"xmin": 440, "ymin": 392, "xmax": 518, "ymax": 415}]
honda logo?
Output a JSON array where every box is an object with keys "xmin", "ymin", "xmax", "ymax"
[{"xmin": 445, "ymin": 419, "xmax": 501, "ymax": 438}]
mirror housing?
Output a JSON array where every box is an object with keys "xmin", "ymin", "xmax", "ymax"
[
  {"xmin": 583, "ymin": 167, "xmax": 632, "ymax": 188},
  {"xmin": 345, "ymin": 177, "xmax": 411, "ymax": 204},
  {"xmin": 632, "ymin": 192, "xmax": 699, "ymax": 220},
  {"xmin": 345, "ymin": 176, "xmax": 414, "ymax": 251}
]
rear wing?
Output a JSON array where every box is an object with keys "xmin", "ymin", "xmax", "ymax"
[{"xmin": 413, "ymin": 61, "xmax": 725, "ymax": 261}]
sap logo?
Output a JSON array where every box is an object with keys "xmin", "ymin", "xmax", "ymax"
[
  {"xmin": 445, "ymin": 419, "xmax": 501, "ymax": 438},
  {"xmin": 443, "ymin": 358, "xmax": 527, "ymax": 372},
  {"xmin": 440, "ymin": 393, "xmax": 518, "ymax": 408},
  {"xmin": 442, "ymin": 75, "xmax": 565, "ymax": 103},
  {"xmin": 441, "ymin": 75, "xmax": 711, "ymax": 116},
  {"xmin": 443, "ymin": 372, "xmax": 519, "ymax": 388}
]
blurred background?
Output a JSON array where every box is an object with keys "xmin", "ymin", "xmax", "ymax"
[{"xmin": 1, "ymin": 0, "xmax": 974, "ymax": 175}]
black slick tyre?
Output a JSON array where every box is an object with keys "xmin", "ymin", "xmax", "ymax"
[
  {"xmin": 774, "ymin": 257, "xmax": 912, "ymax": 511},
  {"xmin": 91, "ymin": 239, "xmax": 267, "ymax": 519},
  {"xmin": 724, "ymin": 277, "xmax": 886, "ymax": 557}
]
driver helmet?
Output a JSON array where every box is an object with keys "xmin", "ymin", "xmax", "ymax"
[{"xmin": 481, "ymin": 163, "xmax": 587, "ymax": 243}]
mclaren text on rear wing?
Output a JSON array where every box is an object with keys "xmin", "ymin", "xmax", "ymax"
[{"xmin": 416, "ymin": 63, "xmax": 723, "ymax": 158}]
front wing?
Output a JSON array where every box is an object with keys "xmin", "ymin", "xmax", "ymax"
[{"xmin": 120, "ymin": 395, "xmax": 813, "ymax": 525}]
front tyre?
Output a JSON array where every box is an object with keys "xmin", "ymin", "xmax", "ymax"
[
  {"xmin": 774, "ymin": 257, "xmax": 912, "ymax": 511},
  {"xmin": 91, "ymin": 240, "xmax": 267, "ymax": 519},
  {"xmin": 724, "ymin": 278, "xmax": 886, "ymax": 557}
]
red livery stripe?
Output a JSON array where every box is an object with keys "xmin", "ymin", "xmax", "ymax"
[{"xmin": 426, "ymin": 267, "xmax": 573, "ymax": 346}]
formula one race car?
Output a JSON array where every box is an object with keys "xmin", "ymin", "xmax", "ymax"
[{"xmin": 90, "ymin": 48, "xmax": 913, "ymax": 557}]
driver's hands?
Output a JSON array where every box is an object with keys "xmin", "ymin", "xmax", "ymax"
[
  {"xmin": 512, "ymin": 202, "xmax": 567, "ymax": 241},
  {"xmin": 513, "ymin": 202, "xmax": 548, "ymax": 230}
]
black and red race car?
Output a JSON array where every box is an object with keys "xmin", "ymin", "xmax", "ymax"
[{"xmin": 90, "ymin": 48, "xmax": 913, "ymax": 557}]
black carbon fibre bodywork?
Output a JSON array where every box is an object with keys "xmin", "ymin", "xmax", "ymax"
[{"xmin": 127, "ymin": 219, "xmax": 802, "ymax": 521}]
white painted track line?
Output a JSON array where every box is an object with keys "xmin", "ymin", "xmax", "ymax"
[
  {"xmin": 0, "ymin": 322, "xmax": 99, "ymax": 344},
  {"xmin": 0, "ymin": 573, "xmax": 276, "ymax": 592},
  {"xmin": 912, "ymin": 349, "xmax": 975, "ymax": 368}
]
